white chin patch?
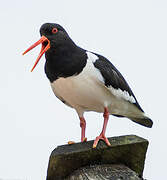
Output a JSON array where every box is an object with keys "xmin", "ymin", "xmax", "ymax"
[{"xmin": 109, "ymin": 86, "xmax": 136, "ymax": 103}]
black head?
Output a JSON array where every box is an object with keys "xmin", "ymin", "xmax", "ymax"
[
  {"xmin": 23, "ymin": 23, "xmax": 75, "ymax": 71},
  {"xmin": 39, "ymin": 23, "xmax": 72, "ymax": 48},
  {"xmin": 40, "ymin": 23, "xmax": 67, "ymax": 37},
  {"xmin": 23, "ymin": 22, "xmax": 87, "ymax": 82}
]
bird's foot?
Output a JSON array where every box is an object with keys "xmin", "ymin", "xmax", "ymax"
[
  {"xmin": 68, "ymin": 141, "xmax": 75, "ymax": 145},
  {"xmin": 82, "ymin": 137, "xmax": 87, "ymax": 142},
  {"xmin": 93, "ymin": 133, "xmax": 111, "ymax": 148},
  {"xmin": 68, "ymin": 137, "xmax": 87, "ymax": 145}
]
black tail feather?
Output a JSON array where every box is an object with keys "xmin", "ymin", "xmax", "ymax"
[{"xmin": 130, "ymin": 117, "xmax": 153, "ymax": 128}]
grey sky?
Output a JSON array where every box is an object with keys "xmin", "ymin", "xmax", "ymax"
[{"xmin": 0, "ymin": 0, "xmax": 167, "ymax": 179}]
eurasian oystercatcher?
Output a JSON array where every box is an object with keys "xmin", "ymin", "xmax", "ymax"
[{"xmin": 23, "ymin": 23, "xmax": 153, "ymax": 148}]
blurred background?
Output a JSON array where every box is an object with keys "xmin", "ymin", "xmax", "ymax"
[{"xmin": 0, "ymin": 0, "xmax": 166, "ymax": 179}]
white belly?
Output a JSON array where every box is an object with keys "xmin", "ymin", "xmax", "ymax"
[{"xmin": 51, "ymin": 75, "xmax": 112, "ymax": 114}]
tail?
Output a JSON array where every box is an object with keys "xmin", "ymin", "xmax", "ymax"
[{"xmin": 130, "ymin": 116, "xmax": 153, "ymax": 128}]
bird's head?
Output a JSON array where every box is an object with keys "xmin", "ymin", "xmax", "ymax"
[{"xmin": 23, "ymin": 23, "xmax": 72, "ymax": 72}]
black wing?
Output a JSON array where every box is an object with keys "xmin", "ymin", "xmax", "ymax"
[{"xmin": 93, "ymin": 53, "xmax": 144, "ymax": 112}]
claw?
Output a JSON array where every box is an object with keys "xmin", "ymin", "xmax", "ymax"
[
  {"xmin": 68, "ymin": 141, "xmax": 75, "ymax": 145},
  {"xmin": 93, "ymin": 133, "xmax": 111, "ymax": 148},
  {"xmin": 82, "ymin": 137, "xmax": 87, "ymax": 142}
]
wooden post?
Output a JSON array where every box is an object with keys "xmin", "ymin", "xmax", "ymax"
[{"xmin": 46, "ymin": 135, "xmax": 149, "ymax": 180}]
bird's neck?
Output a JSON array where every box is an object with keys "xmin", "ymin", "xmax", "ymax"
[{"xmin": 44, "ymin": 44, "xmax": 87, "ymax": 82}]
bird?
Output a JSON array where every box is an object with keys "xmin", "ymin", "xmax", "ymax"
[{"xmin": 23, "ymin": 23, "xmax": 153, "ymax": 148}]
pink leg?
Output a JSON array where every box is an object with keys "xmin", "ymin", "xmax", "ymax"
[
  {"xmin": 93, "ymin": 107, "xmax": 111, "ymax": 148},
  {"xmin": 80, "ymin": 117, "xmax": 87, "ymax": 142}
]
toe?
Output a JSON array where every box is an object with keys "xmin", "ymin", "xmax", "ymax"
[
  {"xmin": 93, "ymin": 134, "xmax": 111, "ymax": 148},
  {"xmin": 68, "ymin": 141, "xmax": 75, "ymax": 145},
  {"xmin": 103, "ymin": 136, "xmax": 111, "ymax": 146},
  {"xmin": 83, "ymin": 137, "xmax": 87, "ymax": 142},
  {"xmin": 93, "ymin": 136, "xmax": 99, "ymax": 148}
]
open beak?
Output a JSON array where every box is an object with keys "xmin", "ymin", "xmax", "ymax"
[{"xmin": 23, "ymin": 35, "xmax": 50, "ymax": 72}]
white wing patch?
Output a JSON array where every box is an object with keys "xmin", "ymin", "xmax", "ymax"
[
  {"xmin": 86, "ymin": 51, "xmax": 98, "ymax": 63},
  {"xmin": 85, "ymin": 51, "xmax": 104, "ymax": 83},
  {"xmin": 86, "ymin": 51, "xmax": 136, "ymax": 104},
  {"xmin": 109, "ymin": 86, "xmax": 136, "ymax": 103}
]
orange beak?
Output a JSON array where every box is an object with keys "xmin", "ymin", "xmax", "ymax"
[{"xmin": 23, "ymin": 35, "xmax": 50, "ymax": 72}]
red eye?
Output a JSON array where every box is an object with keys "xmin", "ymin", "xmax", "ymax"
[{"xmin": 52, "ymin": 28, "xmax": 58, "ymax": 34}]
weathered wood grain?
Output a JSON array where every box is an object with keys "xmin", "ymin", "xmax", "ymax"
[
  {"xmin": 65, "ymin": 164, "xmax": 142, "ymax": 180},
  {"xmin": 46, "ymin": 135, "xmax": 148, "ymax": 180}
]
